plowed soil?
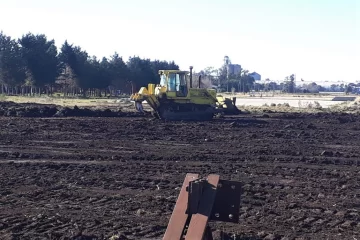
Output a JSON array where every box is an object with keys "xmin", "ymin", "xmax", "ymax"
[{"xmin": 0, "ymin": 102, "xmax": 359, "ymax": 240}]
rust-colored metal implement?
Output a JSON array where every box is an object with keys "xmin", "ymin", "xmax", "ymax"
[{"xmin": 163, "ymin": 173, "xmax": 241, "ymax": 240}]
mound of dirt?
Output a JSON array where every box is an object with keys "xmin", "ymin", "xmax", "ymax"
[{"xmin": 0, "ymin": 101, "xmax": 141, "ymax": 118}]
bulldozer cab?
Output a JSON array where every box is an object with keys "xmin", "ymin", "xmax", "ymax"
[{"xmin": 159, "ymin": 70, "xmax": 189, "ymax": 97}]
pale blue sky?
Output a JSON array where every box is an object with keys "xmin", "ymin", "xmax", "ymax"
[{"xmin": 0, "ymin": 0, "xmax": 359, "ymax": 84}]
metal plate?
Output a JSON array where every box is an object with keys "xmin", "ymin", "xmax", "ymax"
[{"xmin": 210, "ymin": 179, "xmax": 241, "ymax": 223}]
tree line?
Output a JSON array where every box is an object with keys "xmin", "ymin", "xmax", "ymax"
[{"xmin": 0, "ymin": 31, "xmax": 179, "ymax": 97}]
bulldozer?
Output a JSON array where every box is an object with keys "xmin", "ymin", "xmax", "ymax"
[{"xmin": 130, "ymin": 66, "xmax": 240, "ymax": 121}]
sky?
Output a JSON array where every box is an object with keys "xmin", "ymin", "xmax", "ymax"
[{"xmin": 0, "ymin": 0, "xmax": 359, "ymax": 84}]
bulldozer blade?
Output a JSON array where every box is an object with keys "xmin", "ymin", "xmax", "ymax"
[{"xmin": 216, "ymin": 97, "xmax": 241, "ymax": 115}]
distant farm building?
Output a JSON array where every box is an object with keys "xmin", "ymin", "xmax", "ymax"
[
  {"xmin": 227, "ymin": 64, "xmax": 242, "ymax": 76},
  {"xmin": 249, "ymin": 72, "xmax": 261, "ymax": 81}
]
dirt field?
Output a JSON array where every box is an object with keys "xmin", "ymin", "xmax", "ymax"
[{"xmin": 0, "ymin": 101, "xmax": 359, "ymax": 240}]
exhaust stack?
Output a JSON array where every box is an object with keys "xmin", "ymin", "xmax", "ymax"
[{"xmin": 189, "ymin": 66, "xmax": 193, "ymax": 88}]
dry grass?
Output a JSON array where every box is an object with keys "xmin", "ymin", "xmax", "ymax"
[
  {"xmin": 0, "ymin": 94, "xmax": 7, "ymax": 101},
  {"xmin": 3, "ymin": 96, "xmax": 131, "ymax": 107}
]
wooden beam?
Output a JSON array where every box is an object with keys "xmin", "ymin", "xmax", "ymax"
[
  {"xmin": 185, "ymin": 174, "xmax": 220, "ymax": 240},
  {"xmin": 163, "ymin": 173, "xmax": 199, "ymax": 240}
]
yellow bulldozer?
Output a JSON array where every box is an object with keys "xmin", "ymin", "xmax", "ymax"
[{"xmin": 130, "ymin": 66, "xmax": 240, "ymax": 121}]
